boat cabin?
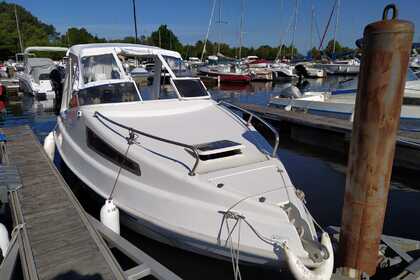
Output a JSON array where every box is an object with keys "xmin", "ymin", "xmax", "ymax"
[{"xmin": 61, "ymin": 43, "xmax": 209, "ymax": 112}]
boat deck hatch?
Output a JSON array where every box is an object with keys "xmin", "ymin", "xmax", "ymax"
[{"xmin": 195, "ymin": 140, "xmax": 243, "ymax": 160}]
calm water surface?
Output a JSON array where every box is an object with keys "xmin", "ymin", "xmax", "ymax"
[{"xmin": 1, "ymin": 77, "xmax": 419, "ymax": 279}]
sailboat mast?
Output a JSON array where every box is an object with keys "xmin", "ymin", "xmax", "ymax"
[
  {"xmin": 239, "ymin": 0, "xmax": 244, "ymax": 59},
  {"xmin": 310, "ymin": 5, "xmax": 314, "ymax": 52},
  {"xmin": 201, "ymin": 0, "xmax": 217, "ymax": 61},
  {"xmin": 14, "ymin": 4, "xmax": 23, "ymax": 53},
  {"xmin": 332, "ymin": 0, "xmax": 340, "ymax": 57},
  {"xmin": 217, "ymin": 0, "xmax": 222, "ymax": 54},
  {"xmin": 291, "ymin": 0, "xmax": 298, "ymax": 59}
]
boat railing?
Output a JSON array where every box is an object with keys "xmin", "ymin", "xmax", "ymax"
[
  {"xmin": 94, "ymin": 111, "xmax": 201, "ymax": 176},
  {"xmin": 218, "ymin": 101, "xmax": 279, "ymax": 157}
]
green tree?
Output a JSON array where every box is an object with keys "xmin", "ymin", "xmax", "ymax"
[
  {"xmin": 323, "ymin": 40, "xmax": 354, "ymax": 58},
  {"xmin": 308, "ymin": 47, "xmax": 321, "ymax": 59},
  {"xmin": 0, "ymin": 2, "xmax": 60, "ymax": 60},
  {"xmin": 60, "ymin": 27, "xmax": 106, "ymax": 46},
  {"xmin": 148, "ymin": 25, "xmax": 182, "ymax": 52}
]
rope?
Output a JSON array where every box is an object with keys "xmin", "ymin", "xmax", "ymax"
[
  {"xmin": 303, "ymin": 203, "xmax": 326, "ymax": 233},
  {"xmin": 224, "ymin": 215, "xmax": 242, "ymax": 280},
  {"xmin": 10, "ymin": 223, "xmax": 25, "ymax": 238},
  {"xmin": 219, "ymin": 210, "xmax": 283, "ymax": 247},
  {"xmin": 1, "ymin": 223, "xmax": 25, "ymax": 260},
  {"xmin": 108, "ymin": 130, "xmax": 137, "ymax": 200}
]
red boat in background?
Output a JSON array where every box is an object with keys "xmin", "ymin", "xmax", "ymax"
[
  {"xmin": 198, "ymin": 65, "xmax": 251, "ymax": 83},
  {"xmin": 247, "ymin": 59, "xmax": 271, "ymax": 68}
]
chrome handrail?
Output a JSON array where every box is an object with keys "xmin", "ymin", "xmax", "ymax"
[
  {"xmin": 219, "ymin": 101, "xmax": 280, "ymax": 157},
  {"xmin": 94, "ymin": 111, "xmax": 200, "ymax": 176}
]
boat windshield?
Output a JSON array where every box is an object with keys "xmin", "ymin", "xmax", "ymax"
[
  {"xmin": 163, "ymin": 55, "xmax": 192, "ymax": 77},
  {"xmin": 81, "ymin": 54, "xmax": 122, "ymax": 84},
  {"xmin": 77, "ymin": 82, "xmax": 140, "ymax": 106},
  {"xmin": 173, "ymin": 79, "xmax": 208, "ymax": 97}
]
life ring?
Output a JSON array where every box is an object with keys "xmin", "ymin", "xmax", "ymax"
[{"xmin": 283, "ymin": 232, "xmax": 334, "ymax": 280}]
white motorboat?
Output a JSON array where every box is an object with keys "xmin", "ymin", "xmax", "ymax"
[
  {"xmin": 53, "ymin": 43, "xmax": 333, "ymax": 276},
  {"xmin": 314, "ymin": 59, "xmax": 360, "ymax": 75},
  {"xmin": 186, "ymin": 57, "xmax": 204, "ymax": 69},
  {"xmin": 270, "ymin": 71, "xmax": 420, "ymax": 131},
  {"xmin": 295, "ymin": 63, "xmax": 326, "ymax": 78},
  {"xmin": 16, "ymin": 46, "xmax": 68, "ymax": 99},
  {"xmin": 270, "ymin": 62, "xmax": 297, "ymax": 80}
]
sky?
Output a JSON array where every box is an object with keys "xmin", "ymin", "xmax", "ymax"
[{"xmin": 10, "ymin": 0, "xmax": 420, "ymax": 54}]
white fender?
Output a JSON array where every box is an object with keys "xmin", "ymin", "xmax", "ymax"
[
  {"xmin": 284, "ymin": 101, "xmax": 293, "ymax": 111},
  {"xmin": 0, "ymin": 223, "xmax": 9, "ymax": 258},
  {"xmin": 284, "ymin": 233, "xmax": 334, "ymax": 280},
  {"xmin": 43, "ymin": 131, "xmax": 55, "ymax": 161},
  {"xmin": 100, "ymin": 199, "xmax": 120, "ymax": 235}
]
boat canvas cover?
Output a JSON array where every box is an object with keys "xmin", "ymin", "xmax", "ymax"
[{"xmin": 26, "ymin": 58, "xmax": 55, "ymax": 83}]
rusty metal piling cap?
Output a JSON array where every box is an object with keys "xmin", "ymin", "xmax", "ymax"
[{"xmin": 364, "ymin": 4, "xmax": 414, "ymax": 36}]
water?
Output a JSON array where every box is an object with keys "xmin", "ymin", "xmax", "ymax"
[{"xmin": 1, "ymin": 77, "xmax": 420, "ymax": 279}]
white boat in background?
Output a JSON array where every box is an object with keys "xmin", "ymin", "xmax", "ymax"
[
  {"xmin": 16, "ymin": 46, "xmax": 67, "ymax": 99},
  {"xmin": 314, "ymin": 58, "xmax": 360, "ymax": 75},
  {"xmin": 295, "ymin": 63, "xmax": 326, "ymax": 78},
  {"xmin": 270, "ymin": 62, "xmax": 297, "ymax": 80},
  {"xmin": 53, "ymin": 43, "xmax": 333, "ymax": 276},
  {"xmin": 269, "ymin": 70, "xmax": 420, "ymax": 130},
  {"xmin": 186, "ymin": 57, "xmax": 204, "ymax": 69},
  {"xmin": 410, "ymin": 54, "xmax": 420, "ymax": 75}
]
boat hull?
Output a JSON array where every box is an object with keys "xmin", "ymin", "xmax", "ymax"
[
  {"xmin": 54, "ymin": 100, "xmax": 320, "ymax": 270},
  {"xmin": 55, "ymin": 129, "xmax": 283, "ymax": 268},
  {"xmin": 316, "ymin": 64, "xmax": 359, "ymax": 75},
  {"xmin": 198, "ymin": 69, "xmax": 251, "ymax": 83}
]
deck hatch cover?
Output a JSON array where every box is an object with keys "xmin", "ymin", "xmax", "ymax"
[{"xmin": 195, "ymin": 140, "xmax": 243, "ymax": 160}]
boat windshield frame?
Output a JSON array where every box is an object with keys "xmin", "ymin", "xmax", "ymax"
[
  {"xmin": 62, "ymin": 46, "xmax": 211, "ymax": 112},
  {"xmin": 125, "ymin": 52, "xmax": 211, "ymax": 101}
]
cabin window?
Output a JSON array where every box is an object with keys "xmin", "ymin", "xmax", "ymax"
[
  {"xmin": 86, "ymin": 127, "xmax": 141, "ymax": 176},
  {"xmin": 81, "ymin": 54, "xmax": 121, "ymax": 84},
  {"xmin": 39, "ymin": 73, "xmax": 50, "ymax": 80},
  {"xmin": 77, "ymin": 82, "xmax": 140, "ymax": 106}
]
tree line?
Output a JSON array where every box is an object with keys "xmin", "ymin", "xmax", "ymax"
[{"xmin": 0, "ymin": 2, "xmax": 355, "ymax": 61}]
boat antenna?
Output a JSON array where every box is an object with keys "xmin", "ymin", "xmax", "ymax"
[
  {"xmin": 132, "ymin": 0, "xmax": 139, "ymax": 43},
  {"xmin": 201, "ymin": 0, "xmax": 217, "ymax": 61},
  {"xmin": 238, "ymin": 0, "xmax": 245, "ymax": 59},
  {"xmin": 332, "ymin": 0, "xmax": 341, "ymax": 59},
  {"xmin": 14, "ymin": 4, "xmax": 24, "ymax": 53}
]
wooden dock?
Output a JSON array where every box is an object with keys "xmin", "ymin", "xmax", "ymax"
[
  {"xmin": 239, "ymin": 103, "xmax": 420, "ymax": 171},
  {"xmin": 0, "ymin": 125, "xmax": 181, "ymax": 280}
]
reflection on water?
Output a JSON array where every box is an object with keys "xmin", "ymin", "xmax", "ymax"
[{"xmin": 1, "ymin": 76, "xmax": 420, "ymax": 279}]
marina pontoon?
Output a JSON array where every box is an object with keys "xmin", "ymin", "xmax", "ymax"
[{"xmin": 53, "ymin": 43, "xmax": 333, "ymax": 277}]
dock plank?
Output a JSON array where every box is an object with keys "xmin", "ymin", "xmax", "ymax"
[{"xmin": 2, "ymin": 126, "xmax": 125, "ymax": 280}]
